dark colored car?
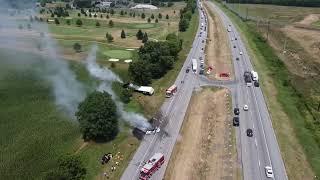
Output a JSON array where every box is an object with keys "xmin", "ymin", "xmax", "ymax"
[
  {"xmin": 234, "ymin": 107, "xmax": 240, "ymax": 115},
  {"xmin": 247, "ymin": 129, "xmax": 253, "ymax": 137},
  {"xmin": 233, "ymin": 45, "xmax": 236, "ymax": 48},
  {"xmin": 254, "ymin": 81, "xmax": 260, "ymax": 87},
  {"xmin": 186, "ymin": 67, "xmax": 190, "ymax": 73},
  {"xmin": 233, "ymin": 117, "xmax": 239, "ymax": 126},
  {"xmin": 235, "ymin": 37, "xmax": 238, "ymax": 40},
  {"xmin": 236, "ymin": 57, "xmax": 239, "ymax": 61}
]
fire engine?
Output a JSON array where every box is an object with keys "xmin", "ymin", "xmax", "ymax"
[
  {"xmin": 139, "ymin": 153, "xmax": 165, "ymax": 180},
  {"xmin": 165, "ymin": 84, "xmax": 177, "ymax": 98}
]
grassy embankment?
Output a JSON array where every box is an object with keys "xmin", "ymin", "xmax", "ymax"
[{"xmin": 213, "ymin": 1, "xmax": 320, "ymax": 179}]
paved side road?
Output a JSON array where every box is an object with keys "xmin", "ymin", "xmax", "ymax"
[{"xmin": 207, "ymin": 2, "xmax": 288, "ymax": 180}]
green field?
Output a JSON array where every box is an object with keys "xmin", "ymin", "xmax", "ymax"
[
  {"xmin": 0, "ymin": 48, "xmax": 140, "ymax": 179},
  {"xmin": 103, "ymin": 49, "xmax": 132, "ymax": 59},
  {"xmin": 214, "ymin": 1, "xmax": 320, "ymax": 179},
  {"xmin": 225, "ymin": 3, "xmax": 320, "ymax": 24}
]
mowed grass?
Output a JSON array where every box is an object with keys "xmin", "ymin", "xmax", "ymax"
[
  {"xmin": 226, "ymin": 3, "xmax": 320, "ymax": 24},
  {"xmin": 103, "ymin": 49, "xmax": 132, "ymax": 59},
  {"xmin": 312, "ymin": 20, "xmax": 320, "ymax": 27},
  {"xmin": 213, "ymin": 1, "xmax": 319, "ymax": 179}
]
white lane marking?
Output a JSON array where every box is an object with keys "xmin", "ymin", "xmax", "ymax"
[
  {"xmin": 255, "ymin": 138, "xmax": 258, "ymax": 147},
  {"xmin": 253, "ymin": 123, "xmax": 255, "ymax": 129},
  {"xmin": 258, "ymin": 160, "xmax": 261, "ymax": 167}
]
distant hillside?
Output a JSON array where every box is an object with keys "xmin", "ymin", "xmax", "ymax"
[{"xmin": 225, "ymin": 0, "xmax": 320, "ymax": 7}]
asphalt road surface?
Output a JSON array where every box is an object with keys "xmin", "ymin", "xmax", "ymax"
[
  {"xmin": 121, "ymin": 1, "xmax": 288, "ymax": 180},
  {"xmin": 121, "ymin": 1, "xmax": 208, "ymax": 180},
  {"xmin": 206, "ymin": 2, "xmax": 288, "ymax": 180}
]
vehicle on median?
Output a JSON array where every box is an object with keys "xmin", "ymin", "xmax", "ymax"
[
  {"xmin": 139, "ymin": 153, "xmax": 165, "ymax": 180},
  {"xmin": 166, "ymin": 84, "xmax": 177, "ymax": 98}
]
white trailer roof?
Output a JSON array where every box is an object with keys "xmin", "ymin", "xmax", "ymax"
[{"xmin": 137, "ymin": 86, "xmax": 154, "ymax": 93}]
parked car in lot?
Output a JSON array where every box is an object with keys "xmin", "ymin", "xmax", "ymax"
[
  {"xmin": 234, "ymin": 107, "xmax": 240, "ymax": 115},
  {"xmin": 246, "ymin": 129, "xmax": 253, "ymax": 137},
  {"xmin": 265, "ymin": 166, "xmax": 274, "ymax": 178},
  {"xmin": 233, "ymin": 117, "xmax": 239, "ymax": 126}
]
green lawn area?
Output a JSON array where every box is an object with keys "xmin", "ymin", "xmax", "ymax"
[
  {"xmin": 213, "ymin": 1, "xmax": 320, "ymax": 179},
  {"xmin": 103, "ymin": 49, "xmax": 132, "ymax": 59}
]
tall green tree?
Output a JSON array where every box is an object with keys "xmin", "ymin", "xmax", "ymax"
[
  {"xmin": 151, "ymin": 14, "xmax": 154, "ymax": 19},
  {"xmin": 147, "ymin": 17, "xmax": 151, "ymax": 23},
  {"xmin": 109, "ymin": 20, "xmax": 114, "ymax": 27},
  {"xmin": 136, "ymin": 29, "xmax": 144, "ymax": 40},
  {"xmin": 106, "ymin": 33, "xmax": 114, "ymax": 42},
  {"xmin": 128, "ymin": 60, "xmax": 152, "ymax": 85},
  {"xmin": 73, "ymin": 43, "xmax": 82, "ymax": 52},
  {"xmin": 76, "ymin": 91, "xmax": 118, "ymax": 142},
  {"xmin": 121, "ymin": 29, "xmax": 126, "ymax": 39},
  {"xmin": 141, "ymin": 13, "xmax": 145, "ymax": 19},
  {"xmin": 142, "ymin": 32, "xmax": 148, "ymax": 43},
  {"xmin": 76, "ymin": 19, "xmax": 83, "ymax": 26},
  {"xmin": 158, "ymin": 13, "xmax": 162, "ymax": 19},
  {"xmin": 166, "ymin": 14, "xmax": 169, "ymax": 19}
]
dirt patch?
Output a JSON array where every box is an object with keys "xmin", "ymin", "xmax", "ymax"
[
  {"xmin": 296, "ymin": 14, "xmax": 320, "ymax": 26},
  {"xmin": 204, "ymin": 2, "xmax": 233, "ymax": 80},
  {"xmin": 165, "ymin": 88, "xmax": 238, "ymax": 180}
]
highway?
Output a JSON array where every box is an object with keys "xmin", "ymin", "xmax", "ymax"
[
  {"xmin": 121, "ymin": 1, "xmax": 208, "ymax": 179},
  {"xmin": 121, "ymin": 0, "xmax": 288, "ymax": 180},
  {"xmin": 206, "ymin": 1, "xmax": 288, "ymax": 180}
]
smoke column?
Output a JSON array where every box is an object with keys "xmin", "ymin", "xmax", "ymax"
[
  {"xmin": 0, "ymin": 0, "xmax": 86, "ymax": 118},
  {"xmin": 86, "ymin": 45, "xmax": 151, "ymax": 129}
]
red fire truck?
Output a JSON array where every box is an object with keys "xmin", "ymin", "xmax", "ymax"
[
  {"xmin": 165, "ymin": 84, "xmax": 177, "ymax": 98},
  {"xmin": 139, "ymin": 153, "xmax": 165, "ymax": 180}
]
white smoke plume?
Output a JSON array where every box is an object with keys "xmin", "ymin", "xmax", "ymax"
[
  {"xmin": 0, "ymin": 1, "xmax": 86, "ymax": 118},
  {"xmin": 86, "ymin": 45, "xmax": 151, "ymax": 129}
]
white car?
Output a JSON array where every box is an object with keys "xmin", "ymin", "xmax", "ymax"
[
  {"xmin": 243, "ymin": 104, "xmax": 248, "ymax": 111},
  {"xmin": 145, "ymin": 127, "xmax": 160, "ymax": 135},
  {"xmin": 265, "ymin": 166, "xmax": 274, "ymax": 178},
  {"xmin": 240, "ymin": 51, "xmax": 243, "ymax": 55}
]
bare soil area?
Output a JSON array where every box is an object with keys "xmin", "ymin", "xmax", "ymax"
[
  {"xmin": 204, "ymin": 2, "xmax": 233, "ymax": 80},
  {"xmin": 165, "ymin": 88, "xmax": 238, "ymax": 180}
]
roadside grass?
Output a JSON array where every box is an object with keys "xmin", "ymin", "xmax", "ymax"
[
  {"xmin": 134, "ymin": 11, "xmax": 199, "ymax": 116},
  {"xmin": 225, "ymin": 3, "xmax": 320, "ymax": 24},
  {"xmin": 312, "ymin": 20, "xmax": 320, "ymax": 27},
  {"xmin": 213, "ymin": 1, "xmax": 319, "ymax": 179}
]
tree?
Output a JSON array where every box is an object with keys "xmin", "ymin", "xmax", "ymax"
[
  {"xmin": 76, "ymin": 19, "xmax": 83, "ymax": 26},
  {"xmin": 109, "ymin": 20, "xmax": 114, "ymax": 27},
  {"xmin": 106, "ymin": 14, "xmax": 109, "ymax": 19},
  {"xmin": 136, "ymin": 29, "xmax": 143, "ymax": 40},
  {"xmin": 158, "ymin": 13, "xmax": 162, "ymax": 19},
  {"xmin": 73, "ymin": 43, "xmax": 82, "ymax": 52},
  {"xmin": 106, "ymin": 33, "xmax": 114, "ymax": 42},
  {"xmin": 128, "ymin": 60, "xmax": 152, "ymax": 85},
  {"xmin": 66, "ymin": 19, "xmax": 71, "ymax": 25},
  {"xmin": 54, "ymin": 18, "xmax": 60, "ymax": 25},
  {"xmin": 151, "ymin": 14, "xmax": 154, "ymax": 19},
  {"xmin": 45, "ymin": 154, "xmax": 86, "ymax": 180},
  {"xmin": 110, "ymin": 9, "xmax": 115, "ymax": 15},
  {"xmin": 147, "ymin": 17, "xmax": 151, "ymax": 23},
  {"xmin": 120, "ymin": 10, "xmax": 124, "ymax": 16},
  {"xmin": 166, "ymin": 14, "xmax": 169, "ymax": 19},
  {"xmin": 133, "ymin": 12, "xmax": 136, "ymax": 17},
  {"xmin": 76, "ymin": 91, "xmax": 118, "ymax": 142},
  {"xmin": 142, "ymin": 32, "xmax": 148, "ymax": 43},
  {"xmin": 51, "ymin": 13, "xmax": 54, "ymax": 17},
  {"xmin": 100, "ymin": 14, "xmax": 103, "ymax": 18},
  {"xmin": 155, "ymin": 18, "xmax": 159, "ymax": 23},
  {"xmin": 78, "ymin": 12, "xmax": 81, "ymax": 17},
  {"xmin": 141, "ymin": 13, "xmax": 145, "ymax": 19},
  {"xmin": 94, "ymin": 14, "xmax": 97, "ymax": 18},
  {"xmin": 121, "ymin": 29, "xmax": 126, "ymax": 39},
  {"xmin": 173, "ymin": 10, "xmax": 176, "ymax": 14},
  {"xmin": 96, "ymin": 21, "xmax": 100, "ymax": 27},
  {"xmin": 89, "ymin": 13, "xmax": 92, "ymax": 17},
  {"xmin": 179, "ymin": 18, "xmax": 189, "ymax": 32}
]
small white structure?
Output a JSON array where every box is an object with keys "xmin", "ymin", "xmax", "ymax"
[
  {"xmin": 126, "ymin": 48, "xmax": 135, "ymax": 51},
  {"xmin": 108, "ymin": 58, "xmax": 119, "ymax": 62},
  {"xmin": 131, "ymin": 4, "xmax": 158, "ymax": 10},
  {"xmin": 137, "ymin": 86, "xmax": 154, "ymax": 95},
  {"xmin": 124, "ymin": 59, "xmax": 132, "ymax": 63}
]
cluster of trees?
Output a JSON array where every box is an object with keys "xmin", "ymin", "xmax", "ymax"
[
  {"xmin": 74, "ymin": 0, "xmax": 92, "ymax": 8},
  {"xmin": 136, "ymin": 29, "xmax": 149, "ymax": 43},
  {"xmin": 51, "ymin": 7, "xmax": 69, "ymax": 17},
  {"xmin": 225, "ymin": 0, "xmax": 320, "ymax": 7},
  {"xmin": 76, "ymin": 91, "xmax": 118, "ymax": 142},
  {"xmin": 133, "ymin": 0, "xmax": 176, "ymax": 7},
  {"xmin": 128, "ymin": 33, "xmax": 182, "ymax": 85},
  {"xmin": 45, "ymin": 154, "xmax": 86, "ymax": 180},
  {"xmin": 179, "ymin": 0, "xmax": 196, "ymax": 32},
  {"xmin": 106, "ymin": 33, "xmax": 114, "ymax": 42}
]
